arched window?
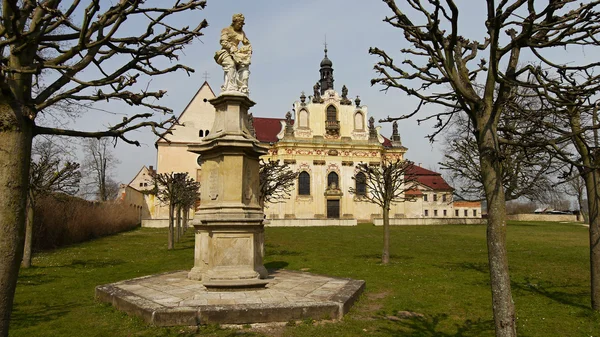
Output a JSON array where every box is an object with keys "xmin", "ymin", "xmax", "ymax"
[
  {"xmin": 355, "ymin": 172, "xmax": 367, "ymax": 195},
  {"xmin": 354, "ymin": 112, "xmax": 364, "ymax": 130},
  {"xmin": 205, "ymin": 130, "xmax": 210, "ymax": 136},
  {"xmin": 327, "ymin": 172, "xmax": 339, "ymax": 189},
  {"xmin": 199, "ymin": 130, "xmax": 204, "ymax": 137},
  {"xmin": 299, "ymin": 109, "xmax": 309, "ymax": 128},
  {"xmin": 326, "ymin": 105, "xmax": 337, "ymax": 122},
  {"xmin": 298, "ymin": 172, "xmax": 310, "ymax": 195}
]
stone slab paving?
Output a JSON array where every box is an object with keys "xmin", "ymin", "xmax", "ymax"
[{"xmin": 96, "ymin": 269, "xmax": 365, "ymax": 326}]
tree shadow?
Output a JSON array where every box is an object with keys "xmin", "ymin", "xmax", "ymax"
[
  {"xmin": 17, "ymin": 272, "xmax": 60, "ymax": 287},
  {"xmin": 10, "ymin": 302, "xmax": 77, "ymax": 329},
  {"xmin": 378, "ymin": 313, "xmax": 494, "ymax": 337},
  {"xmin": 440, "ymin": 262, "xmax": 489, "ymax": 274},
  {"xmin": 67, "ymin": 258, "xmax": 126, "ymax": 269},
  {"xmin": 265, "ymin": 261, "xmax": 289, "ymax": 270},
  {"xmin": 355, "ymin": 253, "xmax": 415, "ymax": 261},
  {"xmin": 512, "ymin": 277, "xmax": 589, "ymax": 310}
]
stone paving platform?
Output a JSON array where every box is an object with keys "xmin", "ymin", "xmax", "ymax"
[{"xmin": 96, "ymin": 269, "xmax": 365, "ymax": 326}]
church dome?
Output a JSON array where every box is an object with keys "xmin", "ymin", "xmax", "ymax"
[{"xmin": 320, "ymin": 56, "xmax": 332, "ymax": 67}]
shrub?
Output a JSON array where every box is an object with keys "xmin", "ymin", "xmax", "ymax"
[{"xmin": 32, "ymin": 194, "xmax": 140, "ymax": 251}]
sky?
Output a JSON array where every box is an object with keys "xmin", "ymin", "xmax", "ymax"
[{"xmin": 52, "ymin": 0, "xmax": 588, "ymax": 186}]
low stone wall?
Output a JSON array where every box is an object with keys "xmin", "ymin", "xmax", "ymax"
[
  {"xmin": 141, "ymin": 219, "xmax": 170, "ymax": 228},
  {"xmin": 373, "ymin": 218, "xmax": 486, "ymax": 226},
  {"xmin": 507, "ymin": 214, "xmax": 581, "ymax": 222},
  {"xmin": 265, "ymin": 219, "xmax": 357, "ymax": 227}
]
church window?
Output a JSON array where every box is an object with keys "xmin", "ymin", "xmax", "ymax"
[
  {"xmin": 327, "ymin": 172, "xmax": 339, "ymax": 189},
  {"xmin": 355, "ymin": 172, "xmax": 367, "ymax": 195},
  {"xmin": 199, "ymin": 130, "xmax": 204, "ymax": 137},
  {"xmin": 326, "ymin": 105, "xmax": 337, "ymax": 122},
  {"xmin": 354, "ymin": 112, "xmax": 364, "ymax": 130},
  {"xmin": 299, "ymin": 110, "xmax": 309, "ymax": 128},
  {"xmin": 298, "ymin": 172, "xmax": 310, "ymax": 195}
]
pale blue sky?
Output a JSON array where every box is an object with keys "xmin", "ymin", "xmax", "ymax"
[{"xmin": 57, "ymin": 1, "xmax": 589, "ymax": 185}]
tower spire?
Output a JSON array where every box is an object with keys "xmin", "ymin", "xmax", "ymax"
[{"xmin": 319, "ymin": 38, "xmax": 334, "ymax": 95}]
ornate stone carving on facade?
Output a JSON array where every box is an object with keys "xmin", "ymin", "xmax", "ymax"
[
  {"xmin": 215, "ymin": 13, "xmax": 252, "ymax": 95},
  {"xmin": 300, "ymin": 91, "xmax": 306, "ymax": 105},
  {"xmin": 312, "ymin": 82, "xmax": 323, "ymax": 103},
  {"xmin": 355, "ymin": 96, "xmax": 361, "ymax": 108},
  {"xmin": 368, "ymin": 116, "xmax": 378, "ymax": 141},
  {"xmin": 247, "ymin": 112, "xmax": 256, "ymax": 137},
  {"xmin": 284, "ymin": 111, "xmax": 294, "ymax": 137},
  {"xmin": 340, "ymin": 85, "xmax": 352, "ymax": 105}
]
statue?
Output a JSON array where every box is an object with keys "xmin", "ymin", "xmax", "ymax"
[
  {"xmin": 312, "ymin": 82, "xmax": 322, "ymax": 103},
  {"xmin": 215, "ymin": 13, "xmax": 252, "ymax": 94},
  {"xmin": 392, "ymin": 120, "xmax": 398, "ymax": 135},
  {"xmin": 340, "ymin": 85, "xmax": 352, "ymax": 105},
  {"xmin": 285, "ymin": 111, "xmax": 292, "ymax": 126},
  {"xmin": 369, "ymin": 116, "xmax": 375, "ymax": 130}
]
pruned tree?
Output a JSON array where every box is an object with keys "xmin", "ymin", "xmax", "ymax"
[
  {"xmin": 441, "ymin": 113, "xmax": 562, "ymax": 203},
  {"xmin": 348, "ymin": 159, "xmax": 417, "ymax": 264},
  {"xmin": 153, "ymin": 172, "xmax": 199, "ymax": 248},
  {"xmin": 0, "ymin": 2, "xmax": 208, "ymax": 335},
  {"xmin": 369, "ymin": 1, "xmax": 600, "ymax": 335},
  {"xmin": 81, "ymin": 138, "xmax": 120, "ymax": 201},
  {"xmin": 179, "ymin": 178, "xmax": 200, "ymax": 235},
  {"xmin": 258, "ymin": 159, "xmax": 298, "ymax": 208},
  {"xmin": 23, "ymin": 138, "xmax": 81, "ymax": 268}
]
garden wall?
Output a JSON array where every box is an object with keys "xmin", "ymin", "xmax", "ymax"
[
  {"xmin": 506, "ymin": 214, "xmax": 581, "ymax": 222},
  {"xmin": 373, "ymin": 218, "xmax": 486, "ymax": 226}
]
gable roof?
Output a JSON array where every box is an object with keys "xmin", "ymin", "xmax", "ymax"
[
  {"xmin": 157, "ymin": 81, "xmax": 215, "ymax": 143},
  {"xmin": 127, "ymin": 165, "xmax": 149, "ymax": 186},
  {"xmin": 407, "ymin": 164, "xmax": 453, "ymax": 191}
]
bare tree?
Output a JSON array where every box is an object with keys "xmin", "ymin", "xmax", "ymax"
[
  {"xmin": 258, "ymin": 159, "xmax": 298, "ymax": 208},
  {"xmin": 81, "ymin": 138, "xmax": 120, "ymax": 201},
  {"xmin": 563, "ymin": 174, "xmax": 588, "ymax": 222},
  {"xmin": 369, "ymin": 1, "xmax": 600, "ymax": 335},
  {"xmin": 154, "ymin": 172, "xmax": 199, "ymax": 249},
  {"xmin": 0, "ymin": 2, "xmax": 208, "ymax": 335},
  {"xmin": 441, "ymin": 113, "xmax": 561, "ymax": 203},
  {"xmin": 23, "ymin": 138, "xmax": 81, "ymax": 268},
  {"xmin": 349, "ymin": 159, "xmax": 417, "ymax": 264}
]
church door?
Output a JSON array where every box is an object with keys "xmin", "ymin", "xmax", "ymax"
[{"xmin": 327, "ymin": 199, "xmax": 340, "ymax": 219}]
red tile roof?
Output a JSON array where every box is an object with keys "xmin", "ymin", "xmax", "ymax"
[
  {"xmin": 407, "ymin": 164, "xmax": 453, "ymax": 192},
  {"xmin": 253, "ymin": 117, "xmax": 284, "ymax": 143}
]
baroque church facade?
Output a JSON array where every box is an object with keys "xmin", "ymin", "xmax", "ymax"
[{"xmin": 122, "ymin": 50, "xmax": 481, "ymax": 227}]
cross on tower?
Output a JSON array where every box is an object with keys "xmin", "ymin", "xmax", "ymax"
[
  {"xmin": 202, "ymin": 71, "xmax": 210, "ymax": 82},
  {"xmin": 324, "ymin": 36, "xmax": 328, "ymax": 56}
]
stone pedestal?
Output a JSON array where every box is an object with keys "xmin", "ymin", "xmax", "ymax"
[{"xmin": 187, "ymin": 94, "xmax": 269, "ymax": 288}]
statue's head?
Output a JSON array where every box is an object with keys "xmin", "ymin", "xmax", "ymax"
[{"xmin": 232, "ymin": 13, "xmax": 245, "ymax": 30}]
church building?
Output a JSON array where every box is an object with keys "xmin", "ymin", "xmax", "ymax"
[{"xmin": 126, "ymin": 49, "xmax": 481, "ymax": 227}]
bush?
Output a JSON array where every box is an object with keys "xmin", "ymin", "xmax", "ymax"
[{"xmin": 32, "ymin": 194, "xmax": 140, "ymax": 251}]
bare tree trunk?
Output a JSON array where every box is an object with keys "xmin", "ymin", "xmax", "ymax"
[
  {"xmin": 478, "ymin": 128, "xmax": 516, "ymax": 337},
  {"xmin": 0, "ymin": 104, "xmax": 33, "ymax": 337},
  {"xmin": 21, "ymin": 191, "xmax": 35, "ymax": 268},
  {"xmin": 183, "ymin": 208, "xmax": 189, "ymax": 234},
  {"xmin": 176, "ymin": 205, "xmax": 181, "ymax": 243},
  {"xmin": 382, "ymin": 205, "xmax": 390, "ymax": 264},
  {"xmin": 168, "ymin": 203, "xmax": 174, "ymax": 250},
  {"xmin": 584, "ymin": 169, "xmax": 600, "ymax": 310}
]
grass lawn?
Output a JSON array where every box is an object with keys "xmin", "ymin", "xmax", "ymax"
[{"xmin": 11, "ymin": 222, "xmax": 600, "ymax": 336}]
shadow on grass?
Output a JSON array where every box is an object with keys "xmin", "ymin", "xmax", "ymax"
[
  {"xmin": 378, "ymin": 313, "xmax": 494, "ymax": 337},
  {"xmin": 441, "ymin": 262, "xmax": 489, "ymax": 274},
  {"xmin": 265, "ymin": 261, "xmax": 289, "ymax": 270},
  {"xmin": 68, "ymin": 258, "xmax": 126, "ymax": 269},
  {"xmin": 512, "ymin": 277, "xmax": 589, "ymax": 310},
  {"xmin": 11, "ymin": 302, "xmax": 77, "ymax": 329},
  {"xmin": 265, "ymin": 248, "xmax": 303, "ymax": 256},
  {"xmin": 17, "ymin": 272, "xmax": 60, "ymax": 286},
  {"xmin": 356, "ymin": 253, "xmax": 415, "ymax": 261}
]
